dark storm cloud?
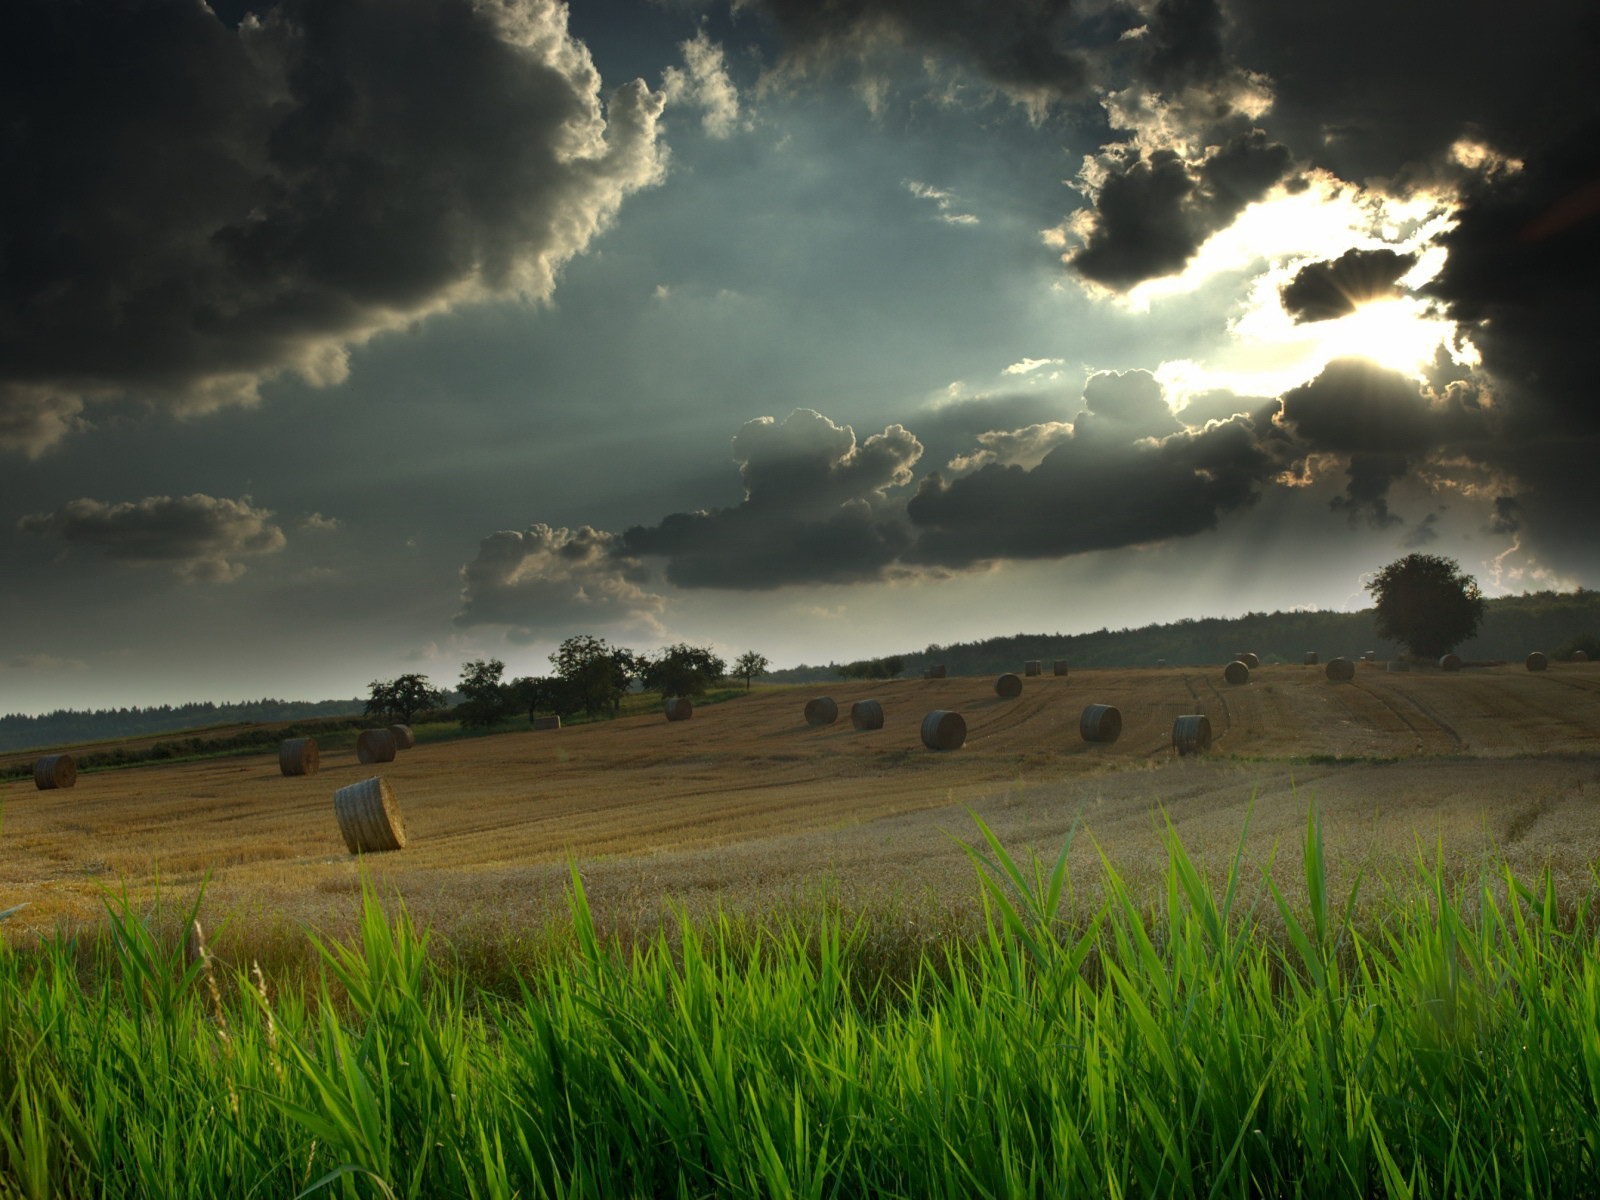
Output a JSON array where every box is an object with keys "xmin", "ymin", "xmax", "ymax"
[
  {"xmin": 755, "ymin": 0, "xmax": 1098, "ymax": 110},
  {"xmin": 1068, "ymin": 130, "xmax": 1292, "ymax": 288},
  {"xmin": 1279, "ymin": 248, "xmax": 1418, "ymax": 323},
  {"xmin": 0, "ymin": 0, "xmax": 665, "ymax": 456},
  {"xmin": 621, "ymin": 409, "xmax": 922, "ymax": 589},
  {"xmin": 1138, "ymin": 0, "xmax": 1227, "ymax": 92},
  {"xmin": 17, "ymin": 494, "xmax": 287, "ymax": 583},
  {"xmin": 1403, "ymin": 512, "xmax": 1440, "ymax": 548},
  {"xmin": 454, "ymin": 524, "xmax": 666, "ymax": 642},
  {"xmin": 1276, "ymin": 360, "xmax": 1491, "ymax": 528}
]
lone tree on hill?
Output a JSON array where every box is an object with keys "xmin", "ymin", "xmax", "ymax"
[
  {"xmin": 733, "ymin": 650, "xmax": 769, "ymax": 692},
  {"xmin": 365, "ymin": 673, "xmax": 446, "ymax": 725},
  {"xmin": 1366, "ymin": 553, "xmax": 1487, "ymax": 659}
]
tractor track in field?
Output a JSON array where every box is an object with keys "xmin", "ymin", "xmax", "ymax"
[{"xmin": 1349, "ymin": 679, "xmax": 1464, "ymax": 750}]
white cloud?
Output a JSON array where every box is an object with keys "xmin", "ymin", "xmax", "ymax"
[{"xmin": 662, "ymin": 30, "xmax": 742, "ymax": 139}]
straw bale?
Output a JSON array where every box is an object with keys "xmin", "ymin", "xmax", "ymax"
[
  {"xmin": 804, "ymin": 697, "xmax": 840, "ymax": 726},
  {"xmin": 994, "ymin": 673, "xmax": 1023, "ymax": 698},
  {"xmin": 388, "ymin": 724, "xmax": 416, "ymax": 750},
  {"xmin": 278, "ymin": 737, "xmax": 319, "ymax": 777},
  {"xmin": 1237, "ymin": 652, "xmax": 1260, "ymax": 670},
  {"xmin": 920, "ymin": 709, "xmax": 966, "ymax": 750},
  {"xmin": 1525, "ymin": 651, "xmax": 1548, "ymax": 672},
  {"xmin": 1053, "ymin": 660, "xmax": 1069, "ymax": 676},
  {"xmin": 850, "ymin": 699, "xmax": 885, "ymax": 730},
  {"xmin": 356, "ymin": 729, "xmax": 397, "ymax": 764},
  {"xmin": 1439, "ymin": 653, "xmax": 1463, "ymax": 672},
  {"xmin": 1304, "ymin": 651, "xmax": 1318, "ymax": 665},
  {"xmin": 1172, "ymin": 714, "xmax": 1212, "ymax": 755},
  {"xmin": 332, "ymin": 776, "xmax": 407, "ymax": 854},
  {"xmin": 1223, "ymin": 660, "xmax": 1250, "ymax": 685},
  {"xmin": 1024, "ymin": 660, "xmax": 1041, "ymax": 677},
  {"xmin": 1079, "ymin": 703, "xmax": 1122, "ymax": 744},
  {"xmin": 532, "ymin": 715, "xmax": 561, "ymax": 731},
  {"xmin": 33, "ymin": 754, "xmax": 76, "ymax": 790},
  {"xmin": 1325, "ymin": 657, "xmax": 1355, "ymax": 682},
  {"xmin": 664, "ymin": 696, "xmax": 694, "ymax": 722},
  {"xmin": 1575, "ymin": 650, "xmax": 1590, "ymax": 662},
  {"xmin": 926, "ymin": 665, "xmax": 948, "ymax": 679}
]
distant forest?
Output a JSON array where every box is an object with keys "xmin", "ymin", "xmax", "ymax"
[
  {"xmin": 0, "ymin": 697, "xmax": 365, "ymax": 753},
  {"xmin": 768, "ymin": 590, "xmax": 1600, "ymax": 683}
]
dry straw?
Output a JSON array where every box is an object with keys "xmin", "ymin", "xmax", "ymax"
[
  {"xmin": 332, "ymin": 776, "xmax": 406, "ymax": 854},
  {"xmin": 1439, "ymin": 653, "xmax": 1463, "ymax": 672},
  {"xmin": 1236, "ymin": 652, "xmax": 1261, "ymax": 670},
  {"xmin": 804, "ymin": 697, "xmax": 840, "ymax": 726},
  {"xmin": 356, "ymin": 729, "xmax": 397, "ymax": 764},
  {"xmin": 850, "ymin": 699, "xmax": 885, "ymax": 730},
  {"xmin": 1024, "ymin": 660, "xmax": 1041, "ymax": 677},
  {"xmin": 1080, "ymin": 703, "xmax": 1122, "ymax": 744},
  {"xmin": 664, "ymin": 697, "xmax": 694, "ymax": 722},
  {"xmin": 1171, "ymin": 714, "xmax": 1212, "ymax": 755},
  {"xmin": 1363, "ymin": 651, "xmax": 1377, "ymax": 663},
  {"xmin": 1325, "ymin": 657, "xmax": 1355, "ymax": 682},
  {"xmin": 1574, "ymin": 649, "xmax": 1590, "ymax": 662},
  {"xmin": 1156, "ymin": 659, "xmax": 1168, "ymax": 668},
  {"xmin": 278, "ymin": 737, "xmax": 319, "ymax": 777},
  {"xmin": 33, "ymin": 753, "xmax": 76, "ymax": 790},
  {"xmin": 1304, "ymin": 651, "xmax": 1319, "ymax": 665},
  {"xmin": 1223, "ymin": 660, "xmax": 1250, "ymax": 685},
  {"xmin": 1525, "ymin": 651, "xmax": 1549, "ymax": 672},
  {"xmin": 920, "ymin": 709, "xmax": 966, "ymax": 750},
  {"xmin": 1053, "ymin": 660, "xmax": 1069, "ymax": 677},
  {"xmin": 995, "ymin": 673, "xmax": 1023, "ymax": 699},
  {"xmin": 532, "ymin": 715, "xmax": 561, "ymax": 731},
  {"xmin": 388, "ymin": 725, "xmax": 416, "ymax": 750}
]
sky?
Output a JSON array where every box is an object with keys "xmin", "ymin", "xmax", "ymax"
[{"xmin": 2, "ymin": 0, "xmax": 1597, "ymax": 714}]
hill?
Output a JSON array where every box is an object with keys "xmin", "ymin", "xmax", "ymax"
[
  {"xmin": 767, "ymin": 589, "xmax": 1600, "ymax": 683},
  {"xmin": 0, "ymin": 697, "xmax": 366, "ymax": 754}
]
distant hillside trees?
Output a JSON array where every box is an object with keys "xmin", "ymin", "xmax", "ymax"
[
  {"xmin": 836, "ymin": 655, "xmax": 904, "ymax": 681},
  {"xmin": 0, "ymin": 697, "xmax": 367, "ymax": 754},
  {"xmin": 512, "ymin": 635, "xmax": 641, "ymax": 720},
  {"xmin": 365, "ymin": 674, "xmax": 447, "ymax": 725},
  {"xmin": 1368, "ymin": 554, "xmax": 1487, "ymax": 659}
]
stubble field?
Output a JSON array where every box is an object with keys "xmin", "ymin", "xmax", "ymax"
[{"xmin": 5, "ymin": 660, "xmax": 1599, "ymax": 949}]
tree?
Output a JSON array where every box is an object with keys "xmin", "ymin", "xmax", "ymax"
[
  {"xmin": 642, "ymin": 643, "xmax": 727, "ymax": 698},
  {"xmin": 1366, "ymin": 554, "xmax": 1487, "ymax": 659},
  {"xmin": 733, "ymin": 650, "xmax": 769, "ymax": 692},
  {"xmin": 836, "ymin": 654, "xmax": 905, "ymax": 680},
  {"xmin": 550, "ymin": 635, "xmax": 640, "ymax": 717},
  {"xmin": 456, "ymin": 658, "xmax": 512, "ymax": 728},
  {"xmin": 365, "ymin": 674, "xmax": 446, "ymax": 724}
]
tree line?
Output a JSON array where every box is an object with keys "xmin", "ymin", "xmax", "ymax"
[
  {"xmin": 365, "ymin": 639, "xmax": 773, "ymax": 729},
  {"xmin": 0, "ymin": 697, "xmax": 365, "ymax": 754}
]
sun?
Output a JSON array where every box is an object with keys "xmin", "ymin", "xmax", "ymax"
[{"xmin": 1307, "ymin": 296, "xmax": 1460, "ymax": 377}]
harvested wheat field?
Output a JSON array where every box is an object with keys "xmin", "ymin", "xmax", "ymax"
[{"xmin": 4, "ymin": 663, "xmax": 1600, "ymax": 947}]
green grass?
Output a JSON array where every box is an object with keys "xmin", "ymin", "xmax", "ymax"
[{"xmin": 3, "ymin": 806, "xmax": 1599, "ymax": 1198}]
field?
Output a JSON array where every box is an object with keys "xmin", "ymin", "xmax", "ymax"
[
  {"xmin": 5, "ymin": 663, "xmax": 1600, "ymax": 1197},
  {"xmin": 5, "ymin": 661, "xmax": 1599, "ymax": 949}
]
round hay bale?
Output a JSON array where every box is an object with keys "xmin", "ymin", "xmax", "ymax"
[
  {"xmin": 1387, "ymin": 659, "xmax": 1412, "ymax": 672},
  {"xmin": 927, "ymin": 664, "xmax": 948, "ymax": 679},
  {"xmin": 1362, "ymin": 651, "xmax": 1376, "ymax": 663},
  {"xmin": 388, "ymin": 724, "xmax": 415, "ymax": 750},
  {"xmin": 1080, "ymin": 703, "xmax": 1122, "ymax": 744},
  {"xmin": 665, "ymin": 696, "xmax": 694, "ymax": 722},
  {"xmin": 1053, "ymin": 660, "xmax": 1069, "ymax": 677},
  {"xmin": 1574, "ymin": 650, "xmax": 1590, "ymax": 662},
  {"xmin": 278, "ymin": 737, "xmax": 319, "ymax": 777},
  {"xmin": 1439, "ymin": 653, "xmax": 1463, "ymax": 672},
  {"xmin": 994, "ymin": 673, "xmax": 1023, "ymax": 698},
  {"xmin": 850, "ymin": 699, "xmax": 885, "ymax": 730},
  {"xmin": 1304, "ymin": 651, "xmax": 1319, "ymax": 666},
  {"xmin": 1223, "ymin": 660, "xmax": 1250, "ymax": 685},
  {"xmin": 355, "ymin": 729, "xmax": 397, "ymax": 765},
  {"xmin": 1526, "ymin": 651, "xmax": 1549, "ymax": 672},
  {"xmin": 33, "ymin": 754, "xmax": 76, "ymax": 790},
  {"xmin": 1237, "ymin": 652, "xmax": 1261, "ymax": 670},
  {"xmin": 920, "ymin": 709, "xmax": 966, "ymax": 750},
  {"xmin": 1156, "ymin": 659, "xmax": 1167, "ymax": 669},
  {"xmin": 332, "ymin": 776, "xmax": 406, "ymax": 854},
  {"xmin": 1172, "ymin": 714, "xmax": 1212, "ymax": 756},
  {"xmin": 1023, "ymin": 660, "xmax": 1042, "ymax": 677},
  {"xmin": 532, "ymin": 715, "xmax": 561, "ymax": 731},
  {"xmin": 804, "ymin": 697, "xmax": 840, "ymax": 726},
  {"xmin": 1325, "ymin": 657, "xmax": 1355, "ymax": 682}
]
